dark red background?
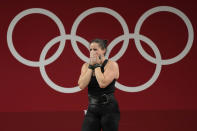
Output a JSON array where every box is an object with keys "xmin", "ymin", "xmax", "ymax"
[{"xmin": 0, "ymin": 0, "xmax": 196, "ymax": 130}]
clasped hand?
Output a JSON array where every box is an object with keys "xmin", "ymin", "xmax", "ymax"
[{"xmin": 89, "ymin": 52, "xmax": 102, "ymax": 65}]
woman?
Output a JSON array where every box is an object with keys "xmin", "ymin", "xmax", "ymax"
[{"xmin": 78, "ymin": 38, "xmax": 120, "ymax": 131}]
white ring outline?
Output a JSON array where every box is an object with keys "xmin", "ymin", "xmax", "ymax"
[
  {"xmin": 110, "ymin": 34, "xmax": 162, "ymax": 92},
  {"xmin": 7, "ymin": 8, "xmax": 66, "ymax": 67},
  {"xmin": 71, "ymin": 7, "xmax": 130, "ymax": 62},
  {"xmin": 134, "ymin": 6, "xmax": 194, "ymax": 65},
  {"xmin": 39, "ymin": 35, "xmax": 89, "ymax": 93},
  {"xmin": 6, "ymin": 6, "xmax": 194, "ymax": 93}
]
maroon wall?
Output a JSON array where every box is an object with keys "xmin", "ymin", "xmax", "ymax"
[{"xmin": 0, "ymin": 0, "xmax": 196, "ymax": 130}]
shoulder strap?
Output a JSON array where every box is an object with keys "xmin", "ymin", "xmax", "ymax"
[
  {"xmin": 101, "ymin": 59, "xmax": 108, "ymax": 73},
  {"xmin": 102, "ymin": 59, "xmax": 108, "ymax": 67}
]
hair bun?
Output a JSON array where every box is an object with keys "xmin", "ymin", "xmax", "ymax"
[{"xmin": 104, "ymin": 39, "xmax": 108, "ymax": 45}]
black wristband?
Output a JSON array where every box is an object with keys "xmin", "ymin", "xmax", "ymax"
[
  {"xmin": 88, "ymin": 64, "xmax": 101, "ymax": 70},
  {"xmin": 88, "ymin": 64, "xmax": 94, "ymax": 70},
  {"xmin": 93, "ymin": 63, "xmax": 101, "ymax": 69}
]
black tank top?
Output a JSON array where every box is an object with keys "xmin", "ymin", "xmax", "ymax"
[{"xmin": 88, "ymin": 59, "xmax": 116, "ymax": 96}]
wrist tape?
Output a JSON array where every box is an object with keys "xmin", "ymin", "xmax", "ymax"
[{"xmin": 88, "ymin": 64, "xmax": 101, "ymax": 70}]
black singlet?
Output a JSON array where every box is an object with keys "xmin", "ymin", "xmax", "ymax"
[{"xmin": 88, "ymin": 59, "xmax": 116, "ymax": 96}]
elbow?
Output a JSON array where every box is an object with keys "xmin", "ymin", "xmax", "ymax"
[
  {"xmin": 100, "ymin": 85, "xmax": 106, "ymax": 88},
  {"xmin": 78, "ymin": 84, "xmax": 85, "ymax": 90},
  {"xmin": 99, "ymin": 82, "xmax": 107, "ymax": 88},
  {"xmin": 78, "ymin": 79, "xmax": 88, "ymax": 90},
  {"xmin": 78, "ymin": 82, "xmax": 86, "ymax": 90},
  {"xmin": 79, "ymin": 86, "xmax": 84, "ymax": 90},
  {"xmin": 78, "ymin": 81, "xmax": 83, "ymax": 90}
]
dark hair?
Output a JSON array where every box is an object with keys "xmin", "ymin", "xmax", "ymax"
[{"xmin": 90, "ymin": 38, "xmax": 108, "ymax": 55}]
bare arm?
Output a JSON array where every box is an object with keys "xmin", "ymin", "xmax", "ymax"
[
  {"xmin": 94, "ymin": 61, "xmax": 119, "ymax": 88},
  {"xmin": 78, "ymin": 63, "xmax": 93, "ymax": 90}
]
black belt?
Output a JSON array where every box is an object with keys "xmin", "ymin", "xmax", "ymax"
[{"xmin": 88, "ymin": 93, "xmax": 115, "ymax": 105}]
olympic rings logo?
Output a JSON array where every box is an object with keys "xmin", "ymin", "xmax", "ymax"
[{"xmin": 7, "ymin": 6, "xmax": 194, "ymax": 93}]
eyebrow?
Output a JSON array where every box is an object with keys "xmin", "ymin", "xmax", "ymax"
[{"xmin": 89, "ymin": 48, "xmax": 97, "ymax": 50}]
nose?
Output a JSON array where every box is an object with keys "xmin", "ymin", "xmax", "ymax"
[
  {"xmin": 90, "ymin": 50, "xmax": 95, "ymax": 53},
  {"xmin": 90, "ymin": 51, "xmax": 96, "ymax": 56}
]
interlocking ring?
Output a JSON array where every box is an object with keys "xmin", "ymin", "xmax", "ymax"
[
  {"xmin": 7, "ymin": 8, "xmax": 66, "ymax": 67},
  {"xmin": 7, "ymin": 6, "xmax": 194, "ymax": 93}
]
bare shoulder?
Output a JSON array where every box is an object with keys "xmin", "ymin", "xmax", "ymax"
[
  {"xmin": 106, "ymin": 59, "xmax": 119, "ymax": 69},
  {"xmin": 83, "ymin": 62, "xmax": 89, "ymax": 67},
  {"xmin": 82, "ymin": 62, "xmax": 89, "ymax": 69},
  {"xmin": 80, "ymin": 63, "xmax": 89, "ymax": 72}
]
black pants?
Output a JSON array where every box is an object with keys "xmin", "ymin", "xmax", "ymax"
[{"xmin": 82, "ymin": 98, "xmax": 120, "ymax": 131}]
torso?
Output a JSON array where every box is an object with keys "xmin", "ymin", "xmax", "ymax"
[{"xmin": 88, "ymin": 59, "xmax": 116, "ymax": 96}]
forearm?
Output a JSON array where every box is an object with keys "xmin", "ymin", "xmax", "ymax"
[{"xmin": 78, "ymin": 69, "xmax": 93, "ymax": 89}]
